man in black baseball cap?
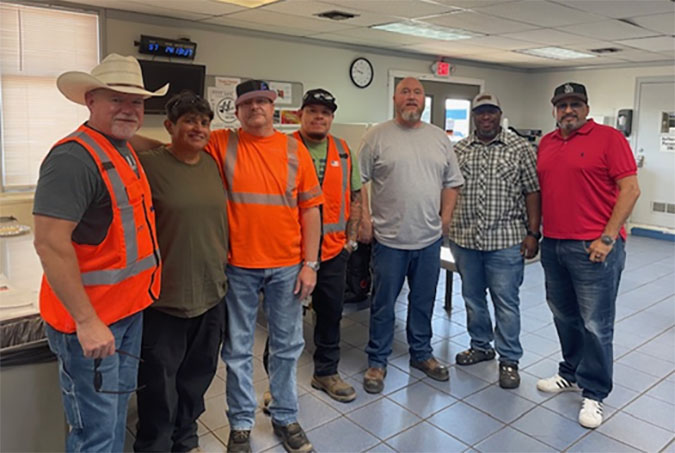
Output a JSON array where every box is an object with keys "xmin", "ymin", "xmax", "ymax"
[{"xmin": 550, "ymin": 82, "xmax": 588, "ymax": 105}]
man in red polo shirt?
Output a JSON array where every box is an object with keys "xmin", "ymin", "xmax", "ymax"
[{"xmin": 535, "ymin": 82, "xmax": 640, "ymax": 429}]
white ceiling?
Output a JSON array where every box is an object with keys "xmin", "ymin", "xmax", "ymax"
[{"xmin": 67, "ymin": 0, "xmax": 675, "ymax": 69}]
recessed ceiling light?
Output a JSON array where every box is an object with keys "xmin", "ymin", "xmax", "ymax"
[
  {"xmin": 211, "ymin": 0, "xmax": 279, "ymax": 7},
  {"xmin": 372, "ymin": 22, "xmax": 482, "ymax": 41},
  {"xmin": 516, "ymin": 47, "xmax": 596, "ymax": 60}
]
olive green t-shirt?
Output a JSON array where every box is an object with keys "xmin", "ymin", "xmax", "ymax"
[
  {"xmin": 138, "ymin": 146, "xmax": 228, "ymax": 318},
  {"xmin": 305, "ymin": 138, "xmax": 362, "ymax": 192}
]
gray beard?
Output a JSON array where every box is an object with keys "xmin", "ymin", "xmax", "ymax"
[{"xmin": 401, "ymin": 109, "xmax": 422, "ymax": 122}]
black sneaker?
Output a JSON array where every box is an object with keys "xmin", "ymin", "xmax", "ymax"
[
  {"xmin": 499, "ymin": 362, "xmax": 520, "ymax": 389},
  {"xmin": 227, "ymin": 430, "xmax": 252, "ymax": 453},
  {"xmin": 272, "ymin": 421, "xmax": 314, "ymax": 453},
  {"xmin": 455, "ymin": 348, "xmax": 496, "ymax": 366}
]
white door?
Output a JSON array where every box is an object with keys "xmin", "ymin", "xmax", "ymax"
[{"xmin": 632, "ymin": 78, "xmax": 675, "ymax": 229}]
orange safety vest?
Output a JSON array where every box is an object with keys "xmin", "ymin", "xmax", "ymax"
[
  {"xmin": 292, "ymin": 131, "xmax": 351, "ymax": 262},
  {"xmin": 39, "ymin": 125, "xmax": 161, "ymax": 333}
]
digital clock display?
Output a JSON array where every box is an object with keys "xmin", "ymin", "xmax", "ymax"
[{"xmin": 138, "ymin": 35, "xmax": 197, "ymax": 60}]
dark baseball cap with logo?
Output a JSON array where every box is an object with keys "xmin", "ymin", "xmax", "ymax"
[
  {"xmin": 551, "ymin": 82, "xmax": 588, "ymax": 105},
  {"xmin": 301, "ymin": 88, "xmax": 338, "ymax": 113},
  {"xmin": 235, "ymin": 79, "xmax": 277, "ymax": 106}
]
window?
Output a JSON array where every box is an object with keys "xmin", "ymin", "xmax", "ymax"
[
  {"xmin": 0, "ymin": 3, "xmax": 99, "ymax": 189},
  {"xmin": 445, "ymin": 98, "xmax": 471, "ymax": 142},
  {"xmin": 421, "ymin": 96, "xmax": 432, "ymax": 124}
]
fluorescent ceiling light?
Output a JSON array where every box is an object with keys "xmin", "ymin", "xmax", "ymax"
[
  {"xmin": 372, "ymin": 22, "xmax": 482, "ymax": 41},
  {"xmin": 517, "ymin": 47, "xmax": 596, "ymax": 60},
  {"xmin": 211, "ymin": 0, "xmax": 279, "ymax": 7}
]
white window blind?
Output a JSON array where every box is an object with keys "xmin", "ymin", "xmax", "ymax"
[{"xmin": 1, "ymin": 3, "xmax": 99, "ymax": 189}]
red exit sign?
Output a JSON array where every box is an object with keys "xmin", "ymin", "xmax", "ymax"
[{"xmin": 431, "ymin": 61, "xmax": 452, "ymax": 77}]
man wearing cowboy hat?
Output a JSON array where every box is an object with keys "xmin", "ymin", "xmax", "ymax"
[
  {"xmin": 536, "ymin": 82, "xmax": 640, "ymax": 429},
  {"xmin": 33, "ymin": 53, "xmax": 167, "ymax": 452}
]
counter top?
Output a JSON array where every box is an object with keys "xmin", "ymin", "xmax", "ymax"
[{"xmin": 0, "ymin": 233, "xmax": 42, "ymax": 322}]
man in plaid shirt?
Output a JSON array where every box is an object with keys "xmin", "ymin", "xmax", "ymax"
[{"xmin": 448, "ymin": 92, "xmax": 541, "ymax": 389}]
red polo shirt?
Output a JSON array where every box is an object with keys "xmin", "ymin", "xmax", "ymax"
[{"xmin": 537, "ymin": 120, "xmax": 637, "ymax": 241}]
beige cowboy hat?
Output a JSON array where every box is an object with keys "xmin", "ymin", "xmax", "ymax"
[{"xmin": 57, "ymin": 53, "xmax": 169, "ymax": 105}]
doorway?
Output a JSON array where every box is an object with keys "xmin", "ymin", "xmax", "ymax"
[{"xmin": 632, "ymin": 77, "xmax": 675, "ymax": 231}]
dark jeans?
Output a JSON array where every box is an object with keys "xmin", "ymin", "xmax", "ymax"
[
  {"xmin": 541, "ymin": 238, "xmax": 626, "ymax": 401},
  {"xmin": 366, "ymin": 238, "xmax": 442, "ymax": 368},
  {"xmin": 263, "ymin": 249, "xmax": 350, "ymax": 376},
  {"xmin": 449, "ymin": 241, "xmax": 524, "ymax": 364},
  {"xmin": 134, "ymin": 302, "xmax": 225, "ymax": 452}
]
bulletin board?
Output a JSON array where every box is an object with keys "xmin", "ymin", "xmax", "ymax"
[{"xmin": 205, "ymin": 75, "xmax": 303, "ymax": 130}]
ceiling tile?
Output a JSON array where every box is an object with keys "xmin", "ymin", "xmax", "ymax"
[
  {"xmin": 401, "ymin": 41, "xmax": 505, "ymax": 57},
  {"xmin": 617, "ymin": 36, "xmax": 675, "ymax": 52},
  {"xmin": 135, "ymin": 0, "xmax": 245, "ymax": 16},
  {"xmin": 630, "ymin": 13, "xmax": 675, "ymax": 35},
  {"xmin": 433, "ymin": 0, "xmax": 519, "ymax": 7},
  {"xmin": 423, "ymin": 11, "xmax": 539, "ymax": 34},
  {"xmin": 318, "ymin": 0, "xmax": 457, "ymax": 19},
  {"xmin": 474, "ymin": 0, "xmax": 603, "ymax": 27},
  {"xmin": 613, "ymin": 49, "xmax": 673, "ymax": 62},
  {"xmin": 68, "ymin": 0, "xmax": 214, "ymax": 20},
  {"xmin": 557, "ymin": 19, "xmax": 659, "ymax": 41},
  {"xmin": 221, "ymin": 8, "xmax": 355, "ymax": 33},
  {"xmin": 259, "ymin": 0, "xmax": 399, "ymax": 26},
  {"xmin": 309, "ymin": 26, "xmax": 432, "ymax": 46},
  {"xmin": 501, "ymin": 28, "xmax": 600, "ymax": 46},
  {"xmin": 555, "ymin": 0, "xmax": 675, "ymax": 19}
]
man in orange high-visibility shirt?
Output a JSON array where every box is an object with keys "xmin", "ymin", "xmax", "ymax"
[
  {"xmin": 205, "ymin": 80, "xmax": 323, "ymax": 453},
  {"xmin": 33, "ymin": 54, "xmax": 165, "ymax": 452}
]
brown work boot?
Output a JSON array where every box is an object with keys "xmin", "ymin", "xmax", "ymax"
[
  {"xmin": 363, "ymin": 367, "xmax": 387, "ymax": 394},
  {"xmin": 410, "ymin": 357, "xmax": 449, "ymax": 381},
  {"xmin": 311, "ymin": 374, "xmax": 357, "ymax": 402}
]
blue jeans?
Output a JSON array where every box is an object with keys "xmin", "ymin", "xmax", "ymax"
[
  {"xmin": 366, "ymin": 238, "xmax": 442, "ymax": 368},
  {"xmin": 449, "ymin": 242, "xmax": 524, "ymax": 364},
  {"xmin": 541, "ymin": 238, "xmax": 626, "ymax": 401},
  {"xmin": 222, "ymin": 264, "xmax": 304, "ymax": 429},
  {"xmin": 45, "ymin": 312, "xmax": 142, "ymax": 453}
]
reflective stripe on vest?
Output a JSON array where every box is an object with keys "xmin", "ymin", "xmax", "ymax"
[
  {"xmin": 225, "ymin": 130, "xmax": 300, "ymax": 207},
  {"xmin": 67, "ymin": 130, "xmax": 149, "ymax": 286},
  {"xmin": 322, "ymin": 137, "xmax": 350, "ymax": 234}
]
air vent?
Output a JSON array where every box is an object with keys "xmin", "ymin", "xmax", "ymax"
[
  {"xmin": 590, "ymin": 47, "xmax": 622, "ymax": 54},
  {"xmin": 653, "ymin": 202, "xmax": 667, "ymax": 212},
  {"xmin": 315, "ymin": 10, "xmax": 358, "ymax": 21}
]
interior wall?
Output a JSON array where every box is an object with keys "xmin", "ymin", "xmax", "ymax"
[
  {"xmin": 102, "ymin": 10, "xmax": 532, "ymax": 141},
  {"xmin": 522, "ymin": 65, "xmax": 675, "ymax": 137}
]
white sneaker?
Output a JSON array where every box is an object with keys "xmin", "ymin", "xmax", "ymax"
[
  {"xmin": 536, "ymin": 374, "xmax": 581, "ymax": 393},
  {"xmin": 579, "ymin": 398, "xmax": 604, "ymax": 428}
]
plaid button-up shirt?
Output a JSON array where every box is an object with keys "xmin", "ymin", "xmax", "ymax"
[{"xmin": 449, "ymin": 128, "xmax": 539, "ymax": 251}]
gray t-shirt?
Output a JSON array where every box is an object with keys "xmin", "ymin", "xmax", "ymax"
[
  {"xmin": 359, "ymin": 120, "xmax": 464, "ymax": 249},
  {"xmin": 33, "ymin": 125, "xmax": 139, "ymax": 245}
]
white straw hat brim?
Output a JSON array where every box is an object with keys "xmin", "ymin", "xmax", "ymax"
[{"xmin": 57, "ymin": 71, "xmax": 169, "ymax": 105}]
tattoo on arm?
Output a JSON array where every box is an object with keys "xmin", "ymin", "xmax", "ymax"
[{"xmin": 346, "ymin": 190, "xmax": 362, "ymax": 242}]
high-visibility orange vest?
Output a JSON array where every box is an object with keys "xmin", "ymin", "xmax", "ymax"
[
  {"xmin": 292, "ymin": 131, "xmax": 351, "ymax": 262},
  {"xmin": 39, "ymin": 124, "xmax": 161, "ymax": 333}
]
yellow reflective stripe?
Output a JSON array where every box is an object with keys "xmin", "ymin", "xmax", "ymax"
[
  {"xmin": 81, "ymin": 254, "xmax": 157, "ymax": 286},
  {"xmin": 226, "ymin": 130, "xmax": 302, "ymax": 207}
]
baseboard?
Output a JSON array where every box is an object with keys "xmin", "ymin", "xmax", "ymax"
[{"xmin": 630, "ymin": 227, "xmax": 675, "ymax": 242}]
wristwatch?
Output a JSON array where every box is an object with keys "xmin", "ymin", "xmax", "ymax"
[
  {"xmin": 304, "ymin": 260, "xmax": 320, "ymax": 271},
  {"xmin": 527, "ymin": 229, "xmax": 542, "ymax": 241},
  {"xmin": 347, "ymin": 240, "xmax": 358, "ymax": 252},
  {"xmin": 600, "ymin": 234, "xmax": 616, "ymax": 246}
]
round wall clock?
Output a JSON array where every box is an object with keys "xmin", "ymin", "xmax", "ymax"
[{"xmin": 350, "ymin": 57, "xmax": 374, "ymax": 89}]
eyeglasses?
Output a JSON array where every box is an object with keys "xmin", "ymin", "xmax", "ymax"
[
  {"xmin": 555, "ymin": 101, "xmax": 585, "ymax": 111},
  {"xmin": 93, "ymin": 349, "xmax": 146, "ymax": 394}
]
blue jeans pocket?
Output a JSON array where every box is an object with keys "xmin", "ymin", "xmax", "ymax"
[{"xmin": 58, "ymin": 361, "xmax": 83, "ymax": 430}]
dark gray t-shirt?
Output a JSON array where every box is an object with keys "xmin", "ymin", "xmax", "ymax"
[{"xmin": 33, "ymin": 125, "xmax": 138, "ymax": 245}]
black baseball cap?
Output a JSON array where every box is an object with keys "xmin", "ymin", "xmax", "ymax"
[
  {"xmin": 301, "ymin": 88, "xmax": 337, "ymax": 113},
  {"xmin": 235, "ymin": 79, "xmax": 277, "ymax": 106},
  {"xmin": 551, "ymin": 82, "xmax": 588, "ymax": 105}
]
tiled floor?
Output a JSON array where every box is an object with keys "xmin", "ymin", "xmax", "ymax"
[{"xmin": 125, "ymin": 236, "xmax": 675, "ymax": 452}]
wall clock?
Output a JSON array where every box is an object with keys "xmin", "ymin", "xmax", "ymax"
[{"xmin": 350, "ymin": 57, "xmax": 374, "ymax": 89}]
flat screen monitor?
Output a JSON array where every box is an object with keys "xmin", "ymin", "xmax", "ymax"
[{"xmin": 138, "ymin": 60, "xmax": 206, "ymax": 114}]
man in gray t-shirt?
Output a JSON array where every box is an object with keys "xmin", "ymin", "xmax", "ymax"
[{"xmin": 359, "ymin": 77, "xmax": 464, "ymax": 394}]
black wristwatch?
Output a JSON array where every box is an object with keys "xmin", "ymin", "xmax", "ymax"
[{"xmin": 527, "ymin": 230, "xmax": 542, "ymax": 241}]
